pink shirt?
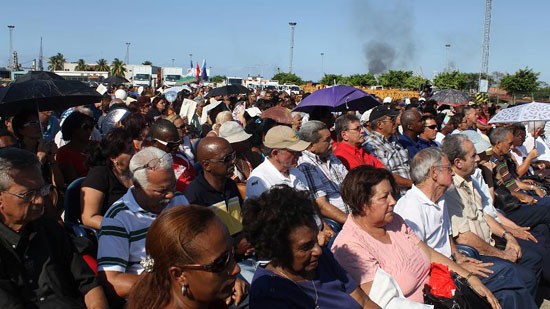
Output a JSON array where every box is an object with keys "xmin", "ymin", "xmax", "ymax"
[{"xmin": 331, "ymin": 214, "xmax": 430, "ymax": 303}]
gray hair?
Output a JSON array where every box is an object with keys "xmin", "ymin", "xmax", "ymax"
[
  {"xmin": 441, "ymin": 134, "xmax": 469, "ymax": 164},
  {"xmin": 130, "ymin": 147, "xmax": 173, "ymax": 188},
  {"xmin": 0, "ymin": 148, "xmax": 40, "ymax": 191},
  {"xmin": 298, "ymin": 120, "xmax": 327, "ymax": 143},
  {"xmin": 335, "ymin": 114, "xmax": 359, "ymax": 142},
  {"xmin": 410, "ymin": 147, "xmax": 445, "ymax": 184},
  {"xmin": 489, "ymin": 126, "xmax": 513, "ymax": 146},
  {"xmin": 526, "ymin": 121, "xmax": 545, "ymax": 132},
  {"xmin": 215, "ymin": 111, "xmax": 233, "ymax": 125}
]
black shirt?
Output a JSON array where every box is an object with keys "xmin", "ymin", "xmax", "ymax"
[
  {"xmin": 0, "ymin": 217, "xmax": 99, "ymax": 308},
  {"xmin": 82, "ymin": 165, "xmax": 128, "ymax": 215}
]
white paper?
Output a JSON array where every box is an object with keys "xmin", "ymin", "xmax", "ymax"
[{"xmin": 96, "ymin": 84, "xmax": 108, "ymax": 95}]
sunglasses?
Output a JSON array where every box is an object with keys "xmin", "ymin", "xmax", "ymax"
[
  {"xmin": 208, "ymin": 151, "xmax": 236, "ymax": 164},
  {"xmin": 132, "ymin": 152, "xmax": 172, "ymax": 173},
  {"xmin": 181, "ymin": 247, "xmax": 235, "ymax": 273},
  {"xmin": 154, "ymin": 138, "xmax": 182, "ymax": 148},
  {"xmin": 3, "ymin": 184, "xmax": 52, "ymax": 203},
  {"xmin": 425, "ymin": 125, "xmax": 438, "ymax": 130}
]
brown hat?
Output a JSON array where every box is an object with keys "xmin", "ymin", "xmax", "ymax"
[{"xmin": 264, "ymin": 125, "xmax": 310, "ymax": 151}]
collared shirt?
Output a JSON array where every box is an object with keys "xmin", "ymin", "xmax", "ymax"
[
  {"xmin": 418, "ymin": 137, "xmax": 440, "ymax": 149},
  {"xmin": 398, "ymin": 133, "xmax": 423, "ymax": 160},
  {"xmin": 444, "ymin": 175, "xmax": 494, "ymax": 246},
  {"xmin": 0, "ymin": 217, "xmax": 98, "ymax": 308},
  {"xmin": 490, "ymin": 154, "xmax": 520, "ymax": 192},
  {"xmin": 394, "ymin": 185, "xmax": 452, "ymax": 257},
  {"xmin": 471, "ymin": 168, "xmax": 501, "ymax": 223},
  {"xmin": 245, "ymin": 158, "xmax": 310, "ymax": 199},
  {"xmin": 297, "ymin": 151, "xmax": 348, "ymax": 213},
  {"xmin": 183, "ymin": 172, "xmax": 244, "ymax": 235},
  {"xmin": 97, "ymin": 188, "xmax": 189, "ymax": 274},
  {"xmin": 333, "ymin": 141, "xmax": 385, "ymax": 171}
]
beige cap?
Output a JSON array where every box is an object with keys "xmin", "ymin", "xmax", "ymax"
[
  {"xmin": 264, "ymin": 125, "xmax": 310, "ymax": 151},
  {"xmin": 219, "ymin": 121, "xmax": 252, "ymax": 144}
]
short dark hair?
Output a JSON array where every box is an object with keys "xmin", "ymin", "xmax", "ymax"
[
  {"xmin": 335, "ymin": 114, "xmax": 359, "ymax": 142},
  {"xmin": 88, "ymin": 128, "xmax": 133, "ymax": 167},
  {"xmin": 441, "ymin": 134, "xmax": 468, "ymax": 163},
  {"xmin": 340, "ymin": 166, "xmax": 396, "ymax": 216},
  {"xmin": 122, "ymin": 113, "xmax": 150, "ymax": 140},
  {"xmin": 243, "ymin": 185, "xmax": 319, "ymax": 268},
  {"xmin": 62, "ymin": 111, "xmax": 94, "ymax": 141}
]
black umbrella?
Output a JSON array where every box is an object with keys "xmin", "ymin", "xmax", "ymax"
[
  {"xmin": 205, "ymin": 84, "xmax": 249, "ymax": 98},
  {"xmin": 0, "ymin": 71, "xmax": 102, "ymax": 116},
  {"xmin": 103, "ymin": 75, "xmax": 129, "ymax": 85}
]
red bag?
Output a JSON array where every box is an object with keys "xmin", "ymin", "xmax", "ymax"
[{"xmin": 428, "ymin": 262, "xmax": 456, "ymax": 298}]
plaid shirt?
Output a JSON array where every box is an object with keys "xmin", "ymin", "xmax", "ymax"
[
  {"xmin": 298, "ymin": 151, "xmax": 349, "ymax": 213},
  {"xmin": 364, "ymin": 130, "xmax": 411, "ymax": 180}
]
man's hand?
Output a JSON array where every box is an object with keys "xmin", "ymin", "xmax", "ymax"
[
  {"xmin": 454, "ymin": 253, "xmax": 494, "ymax": 278},
  {"xmin": 468, "ymin": 276, "xmax": 501, "ymax": 309},
  {"xmin": 509, "ymin": 226, "xmax": 537, "ymax": 243},
  {"xmin": 504, "ymin": 234, "xmax": 522, "ymax": 259},
  {"xmin": 226, "ymin": 278, "xmax": 249, "ymax": 306}
]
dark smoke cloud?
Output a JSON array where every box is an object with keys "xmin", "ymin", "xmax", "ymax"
[{"xmin": 352, "ymin": 0, "xmax": 416, "ymax": 74}]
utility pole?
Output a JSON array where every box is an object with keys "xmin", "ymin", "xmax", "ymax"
[
  {"xmin": 320, "ymin": 52, "xmax": 325, "ymax": 76},
  {"xmin": 171, "ymin": 58, "xmax": 175, "ymax": 67},
  {"xmin": 7, "ymin": 25, "xmax": 15, "ymax": 70},
  {"xmin": 38, "ymin": 37, "xmax": 44, "ymax": 71},
  {"xmin": 445, "ymin": 44, "xmax": 451, "ymax": 72},
  {"xmin": 288, "ymin": 22, "xmax": 297, "ymax": 73},
  {"xmin": 479, "ymin": 0, "xmax": 492, "ymax": 93},
  {"xmin": 125, "ymin": 42, "xmax": 130, "ymax": 65}
]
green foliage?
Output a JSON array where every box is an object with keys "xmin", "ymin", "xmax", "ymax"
[
  {"xmin": 210, "ymin": 75, "xmax": 226, "ymax": 83},
  {"xmin": 75, "ymin": 59, "xmax": 87, "ymax": 71},
  {"xmin": 403, "ymin": 75, "xmax": 426, "ymax": 91},
  {"xmin": 142, "ymin": 60, "xmax": 152, "ymax": 65},
  {"xmin": 378, "ymin": 70, "xmax": 414, "ymax": 89},
  {"xmin": 320, "ymin": 74, "xmax": 346, "ymax": 85},
  {"xmin": 344, "ymin": 74, "xmax": 377, "ymax": 87},
  {"xmin": 271, "ymin": 72, "xmax": 303, "ymax": 85},
  {"xmin": 433, "ymin": 71, "xmax": 469, "ymax": 90},
  {"xmin": 500, "ymin": 67, "xmax": 540, "ymax": 95},
  {"xmin": 96, "ymin": 59, "xmax": 110, "ymax": 72},
  {"xmin": 47, "ymin": 53, "xmax": 66, "ymax": 71},
  {"xmin": 110, "ymin": 58, "xmax": 127, "ymax": 77}
]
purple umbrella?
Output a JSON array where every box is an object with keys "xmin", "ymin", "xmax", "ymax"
[{"xmin": 293, "ymin": 85, "xmax": 380, "ymax": 113}]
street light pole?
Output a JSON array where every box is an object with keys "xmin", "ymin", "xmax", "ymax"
[
  {"xmin": 8, "ymin": 25, "xmax": 15, "ymax": 70},
  {"xmin": 288, "ymin": 22, "xmax": 297, "ymax": 73},
  {"xmin": 125, "ymin": 42, "xmax": 131, "ymax": 65},
  {"xmin": 320, "ymin": 52, "xmax": 324, "ymax": 76},
  {"xmin": 445, "ymin": 44, "xmax": 451, "ymax": 72},
  {"xmin": 171, "ymin": 58, "xmax": 175, "ymax": 67}
]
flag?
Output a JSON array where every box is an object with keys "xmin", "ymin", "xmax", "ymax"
[
  {"xmin": 189, "ymin": 59, "xmax": 193, "ymax": 69},
  {"xmin": 195, "ymin": 63, "xmax": 200, "ymax": 80},
  {"xmin": 201, "ymin": 59, "xmax": 208, "ymax": 81}
]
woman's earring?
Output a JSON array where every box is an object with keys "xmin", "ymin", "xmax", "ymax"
[{"xmin": 181, "ymin": 284, "xmax": 188, "ymax": 296}]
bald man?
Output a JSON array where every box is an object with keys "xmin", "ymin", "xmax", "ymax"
[{"xmin": 150, "ymin": 119, "xmax": 196, "ymax": 191}]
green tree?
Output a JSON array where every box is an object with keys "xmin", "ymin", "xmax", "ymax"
[
  {"xmin": 210, "ymin": 75, "xmax": 226, "ymax": 83},
  {"xmin": 403, "ymin": 75, "xmax": 426, "ymax": 91},
  {"xmin": 96, "ymin": 59, "xmax": 110, "ymax": 71},
  {"xmin": 47, "ymin": 53, "xmax": 66, "ymax": 71},
  {"xmin": 378, "ymin": 70, "xmax": 413, "ymax": 89},
  {"xmin": 500, "ymin": 67, "xmax": 540, "ymax": 98},
  {"xmin": 272, "ymin": 72, "xmax": 303, "ymax": 85},
  {"xmin": 344, "ymin": 74, "xmax": 378, "ymax": 87},
  {"xmin": 433, "ymin": 71, "xmax": 469, "ymax": 90},
  {"xmin": 142, "ymin": 60, "xmax": 153, "ymax": 65},
  {"xmin": 75, "ymin": 59, "xmax": 87, "ymax": 71},
  {"xmin": 110, "ymin": 58, "xmax": 127, "ymax": 77},
  {"xmin": 320, "ymin": 74, "xmax": 346, "ymax": 85}
]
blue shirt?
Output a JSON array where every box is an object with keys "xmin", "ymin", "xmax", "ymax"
[{"xmin": 398, "ymin": 133, "xmax": 422, "ymax": 160}]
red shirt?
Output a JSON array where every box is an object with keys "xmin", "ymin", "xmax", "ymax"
[
  {"xmin": 173, "ymin": 153, "xmax": 197, "ymax": 192},
  {"xmin": 333, "ymin": 141, "xmax": 385, "ymax": 171},
  {"xmin": 56, "ymin": 144, "xmax": 89, "ymax": 177}
]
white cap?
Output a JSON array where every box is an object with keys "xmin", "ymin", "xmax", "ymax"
[
  {"xmin": 383, "ymin": 96, "xmax": 392, "ymax": 103},
  {"xmin": 114, "ymin": 89, "xmax": 127, "ymax": 100}
]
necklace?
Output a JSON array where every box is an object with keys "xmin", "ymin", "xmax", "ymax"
[{"xmin": 277, "ymin": 268, "xmax": 320, "ymax": 309}]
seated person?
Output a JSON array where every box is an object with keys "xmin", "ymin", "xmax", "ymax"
[
  {"xmin": 244, "ymin": 185, "xmax": 378, "ymax": 308},
  {"xmin": 331, "ymin": 166, "xmax": 497, "ymax": 307},
  {"xmin": 0, "ymin": 148, "xmax": 108, "ymax": 308}
]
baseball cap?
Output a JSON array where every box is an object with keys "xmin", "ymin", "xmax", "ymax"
[
  {"xmin": 264, "ymin": 125, "xmax": 310, "ymax": 151},
  {"xmin": 114, "ymin": 89, "xmax": 127, "ymax": 100},
  {"xmin": 219, "ymin": 121, "xmax": 252, "ymax": 144},
  {"xmin": 368, "ymin": 105, "xmax": 400, "ymax": 122}
]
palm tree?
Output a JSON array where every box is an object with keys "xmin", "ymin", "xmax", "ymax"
[
  {"xmin": 142, "ymin": 60, "xmax": 152, "ymax": 65},
  {"xmin": 47, "ymin": 53, "xmax": 66, "ymax": 71},
  {"xmin": 110, "ymin": 58, "xmax": 127, "ymax": 77},
  {"xmin": 96, "ymin": 58, "xmax": 109, "ymax": 72},
  {"xmin": 75, "ymin": 59, "xmax": 87, "ymax": 71}
]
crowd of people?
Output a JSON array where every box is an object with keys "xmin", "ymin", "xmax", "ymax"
[{"xmin": 1, "ymin": 81, "xmax": 550, "ymax": 308}]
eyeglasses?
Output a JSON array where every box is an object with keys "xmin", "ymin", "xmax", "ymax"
[
  {"xmin": 346, "ymin": 126, "xmax": 363, "ymax": 132},
  {"xmin": 22, "ymin": 121, "xmax": 40, "ymax": 127},
  {"xmin": 2, "ymin": 184, "xmax": 52, "ymax": 203},
  {"xmin": 425, "ymin": 125, "xmax": 438, "ymax": 130},
  {"xmin": 436, "ymin": 165, "xmax": 453, "ymax": 173},
  {"xmin": 208, "ymin": 151, "xmax": 236, "ymax": 164},
  {"xmin": 154, "ymin": 138, "xmax": 182, "ymax": 149},
  {"xmin": 132, "ymin": 152, "xmax": 172, "ymax": 173},
  {"xmin": 181, "ymin": 247, "xmax": 235, "ymax": 273}
]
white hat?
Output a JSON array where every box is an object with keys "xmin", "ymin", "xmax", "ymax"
[
  {"xmin": 383, "ymin": 96, "xmax": 392, "ymax": 103},
  {"xmin": 114, "ymin": 89, "xmax": 127, "ymax": 100},
  {"xmin": 219, "ymin": 121, "xmax": 252, "ymax": 144}
]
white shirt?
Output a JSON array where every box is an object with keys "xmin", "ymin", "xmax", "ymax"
[
  {"xmin": 471, "ymin": 168, "xmax": 501, "ymax": 223},
  {"xmin": 245, "ymin": 158, "xmax": 309, "ymax": 199},
  {"xmin": 394, "ymin": 185, "xmax": 452, "ymax": 257}
]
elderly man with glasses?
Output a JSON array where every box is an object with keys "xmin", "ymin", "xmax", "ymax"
[
  {"xmin": 150, "ymin": 119, "xmax": 196, "ymax": 191},
  {"xmin": 0, "ymin": 148, "xmax": 109, "ymax": 308},
  {"xmin": 97, "ymin": 147, "xmax": 189, "ymax": 303}
]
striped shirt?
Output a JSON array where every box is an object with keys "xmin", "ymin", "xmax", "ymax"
[{"xmin": 97, "ymin": 188, "xmax": 189, "ymax": 274}]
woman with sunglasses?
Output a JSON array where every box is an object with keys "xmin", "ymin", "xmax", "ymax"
[
  {"xmin": 126, "ymin": 205, "xmax": 248, "ymax": 309},
  {"xmin": 56, "ymin": 111, "xmax": 96, "ymax": 184},
  {"xmin": 244, "ymin": 185, "xmax": 378, "ymax": 308}
]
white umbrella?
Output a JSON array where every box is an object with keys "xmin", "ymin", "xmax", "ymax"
[
  {"xmin": 164, "ymin": 85, "xmax": 192, "ymax": 94},
  {"xmin": 488, "ymin": 102, "xmax": 550, "ymax": 123}
]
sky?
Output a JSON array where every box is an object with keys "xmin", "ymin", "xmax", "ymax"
[{"xmin": 2, "ymin": 0, "xmax": 550, "ymax": 83}]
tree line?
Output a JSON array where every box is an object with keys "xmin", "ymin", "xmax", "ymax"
[{"xmin": 47, "ymin": 53, "xmax": 155, "ymax": 77}]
